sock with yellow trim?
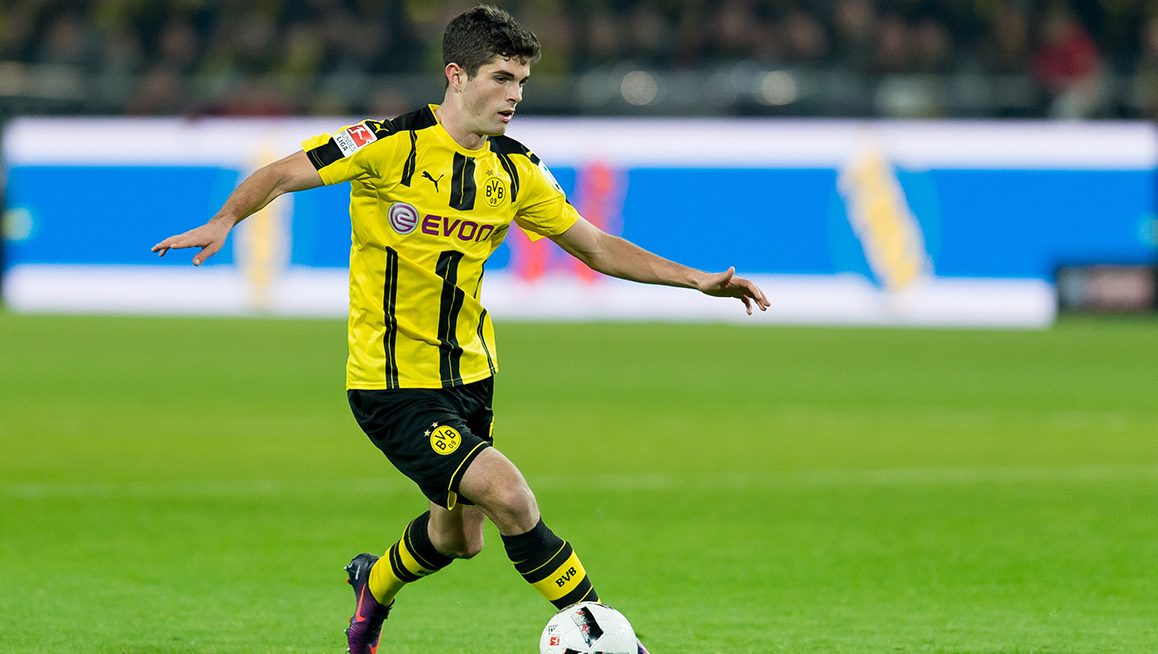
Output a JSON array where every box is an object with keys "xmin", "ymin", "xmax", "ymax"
[
  {"xmin": 502, "ymin": 518, "xmax": 599, "ymax": 609},
  {"xmin": 368, "ymin": 511, "xmax": 453, "ymax": 605}
]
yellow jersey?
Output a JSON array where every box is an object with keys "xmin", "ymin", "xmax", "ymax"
[{"xmin": 302, "ymin": 105, "xmax": 579, "ymax": 389}]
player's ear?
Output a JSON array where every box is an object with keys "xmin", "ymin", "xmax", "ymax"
[{"xmin": 445, "ymin": 63, "xmax": 465, "ymax": 92}]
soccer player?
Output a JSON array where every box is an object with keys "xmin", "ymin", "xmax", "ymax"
[{"xmin": 153, "ymin": 5, "xmax": 769, "ymax": 653}]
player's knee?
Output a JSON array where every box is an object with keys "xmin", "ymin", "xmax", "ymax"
[
  {"xmin": 492, "ymin": 480, "xmax": 534, "ymax": 512},
  {"xmin": 435, "ymin": 528, "xmax": 485, "ymax": 559},
  {"xmin": 488, "ymin": 484, "xmax": 539, "ymax": 531},
  {"xmin": 430, "ymin": 522, "xmax": 485, "ymax": 559},
  {"xmin": 460, "ymin": 448, "xmax": 540, "ymax": 532},
  {"xmin": 448, "ymin": 536, "xmax": 484, "ymax": 559}
]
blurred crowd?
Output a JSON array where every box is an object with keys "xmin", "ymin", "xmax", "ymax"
[{"xmin": 1, "ymin": 0, "xmax": 1157, "ymax": 118}]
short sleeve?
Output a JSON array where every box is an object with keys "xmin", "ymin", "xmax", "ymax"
[
  {"xmin": 512, "ymin": 155, "xmax": 581, "ymax": 241},
  {"xmin": 301, "ymin": 120, "xmax": 392, "ymax": 185}
]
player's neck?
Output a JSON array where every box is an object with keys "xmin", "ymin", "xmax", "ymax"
[{"xmin": 434, "ymin": 102, "xmax": 487, "ymax": 151}]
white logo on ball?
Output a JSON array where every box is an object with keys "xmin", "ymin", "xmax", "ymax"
[{"xmin": 389, "ymin": 202, "xmax": 418, "ymax": 235}]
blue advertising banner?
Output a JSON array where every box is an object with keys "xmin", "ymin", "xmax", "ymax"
[{"xmin": 3, "ymin": 118, "xmax": 1155, "ymax": 326}]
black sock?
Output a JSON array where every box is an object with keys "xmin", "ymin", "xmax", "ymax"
[
  {"xmin": 502, "ymin": 519, "xmax": 599, "ymax": 609},
  {"xmin": 368, "ymin": 511, "xmax": 453, "ymax": 604}
]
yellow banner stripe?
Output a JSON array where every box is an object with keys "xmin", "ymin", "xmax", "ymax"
[{"xmin": 530, "ymin": 552, "xmax": 586, "ymax": 602}]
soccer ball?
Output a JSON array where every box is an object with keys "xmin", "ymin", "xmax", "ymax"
[{"xmin": 539, "ymin": 602, "xmax": 637, "ymax": 654}]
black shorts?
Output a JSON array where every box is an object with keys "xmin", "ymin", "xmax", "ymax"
[{"xmin": 348, "ymin": 377, "xmax": 494, "ymax": 510}]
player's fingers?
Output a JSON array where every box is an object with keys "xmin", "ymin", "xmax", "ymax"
[
  {"xmin": 752, "ymin": 285, "xmax": 770, "ymax": 310},
  {"xmin": 154, "ymin": 235, "xmax": 197, "ymax": 252},
  {"xmin": 739, "ymin": 278, "xmax": 769, "ymax": 310},
  {"xmin": 741, "ymin": 295, "xmax": 753, "ymax": 315},
  {"xmin": 151, "ymin": 236, "xmax": 179, "ymax": 253},
  {"xmin": 718, "ymin": 266, "xmax": 736, "ymax": 287},
  {"xmin": 192, "ymin": 240, "xmax": 223, "ymax": 266}
]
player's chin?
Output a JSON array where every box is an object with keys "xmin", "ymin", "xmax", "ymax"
[{"xmin": 489, "ymin": 112, "xmax": 515, "ymax": 134}]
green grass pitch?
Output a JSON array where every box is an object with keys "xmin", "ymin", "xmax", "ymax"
[{"xmin": 2, "ymin": 312, "xmax": 1157, "ymax": 653}]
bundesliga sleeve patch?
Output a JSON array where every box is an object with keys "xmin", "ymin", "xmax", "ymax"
[
  {"xmin": 537, "ymin": 160, "xmax": 563, "ymax": 192},
  {"xmin": 333, "ymin": 123, "xmax": 378, "ymax": 158}
]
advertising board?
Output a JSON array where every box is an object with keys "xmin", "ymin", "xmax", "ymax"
[{"xmin": 3, "ymin": 118, "xmax": 1155, "ymax": 326}]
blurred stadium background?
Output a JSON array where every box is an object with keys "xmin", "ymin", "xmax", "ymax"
[
  {"xmin": 2, "ymin": 2, "xmax": 1158, "ymax": 653},
  {"xmin": 1, "ymin": 0, "xmax": 1156, "ymax": 317},
  {"xmin": 2, "ymin": 0, "xmax": 1158, "ymax": 119}
]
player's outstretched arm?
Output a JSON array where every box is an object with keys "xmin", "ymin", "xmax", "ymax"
[
  {"xmin": 551, "ymin": 217, "xmax": 770, "ymax": 315},
  {"xmin": 151, "ymin": 151, "xmax": 322, "ymax": 266}
]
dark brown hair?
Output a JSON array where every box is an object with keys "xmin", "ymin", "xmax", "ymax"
[{"xmin": 442, "ymin": 5, "xmax": 541, "ymax": 77}]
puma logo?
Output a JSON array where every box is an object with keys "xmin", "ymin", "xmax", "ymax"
[{"xmin": 422, "ymin": 171, "xmax": 444, "ymax": 193}]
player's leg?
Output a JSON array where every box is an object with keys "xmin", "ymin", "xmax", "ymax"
[
  {"xmin": 428, "ymin": 500, "xmax": 486, "ymax": 559},
  {"xmin": 459, "ymin": 448, "xmax": 600, "ymax": 609},
  {"xmin": 348, "ymin": 504, "xmax": 485, "ymax": 654},
  {"xmin": 460, "ymin": 452, "xmax": 654, "ymax": 654},
  {"xmin": 345, "ymin": 507, "xmax": 463, "ymax": 654},
  {"xmin": 364, "ymin": 506, "xmax": 459, "ymax": 602},
  {"xmin": 345, "ymin": 383, "xmax": 501, "ymax": 653}
]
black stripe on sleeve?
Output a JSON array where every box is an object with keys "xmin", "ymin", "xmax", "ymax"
[
  {"xmin": 305, "ymin": 139, "xmax": 344, "ymax": 170},
  {"xmin": 449, "ymin": 153, "xmax": 477, "ymax": 211},
  {"xmin": 382, "ymin": 247, "xmax": 400, "ymax": 389},
  {"xmin": 388, "ymin": 106, "xmax": 438, "ymax": 132},
  {"xmin": 400, "ymin": 130, "xmax": 418, "ymax": 187},
  {"xmin": 435, "ymin": 250, "xmax": 467, "ymax": 386},
  {"xmin": 363, "ymin": 119, "xmax": 397, "ymax": 139},
  {"xmin": 489, "ymin": 134, "xmax": 532, "ymax": 157},
  {"xmin": 308, "ymin": 118, "xmax": 398, "ymax": 171}
]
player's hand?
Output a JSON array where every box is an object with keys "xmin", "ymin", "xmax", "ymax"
[
  {"xmin": 151, "ymin": 219, "xmax": 234, "ymax": 266},
  {"xmin": 696, "ymin": 267, "xmax": 770, "ymax": 315}
]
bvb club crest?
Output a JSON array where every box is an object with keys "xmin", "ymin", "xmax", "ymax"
[
  {"xmin": 483, "ymin": 177, "xmax": 506, "ymax": 208},
  {"xmin": 429, "ymin": 424, "xmax": 462, "ymax": 455}
]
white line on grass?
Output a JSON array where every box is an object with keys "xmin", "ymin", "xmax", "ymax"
[
  {"xmin": 0, "ymin": 478, "xmax": 412, "ymax": 500},
  {"xmin": 5, "ymin": 464, "xmax": 1158, "ymax": 499}
]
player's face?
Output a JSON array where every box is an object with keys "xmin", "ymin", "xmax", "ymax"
[{"xmin": 461, "ymin": 56, "xmax": 530, "ymax": 137}]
